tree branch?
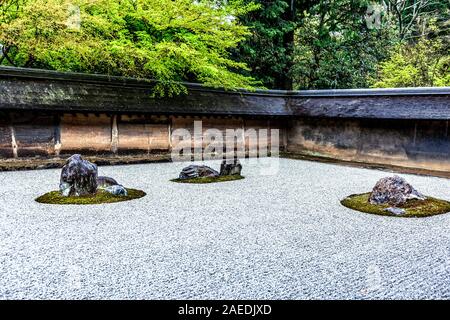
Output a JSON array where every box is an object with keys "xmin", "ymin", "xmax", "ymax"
[{"xmin": 1, "ymin": 46, "xmax": 17, "ymax": 66}]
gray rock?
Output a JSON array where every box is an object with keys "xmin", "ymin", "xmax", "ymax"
[
  {"xmin": 105, "ymin": 185, "xmax": 128, "ymax": 196},
  {"xmin": 59, "ymin": 154, "xmax": 98, "ymax": 196},
  {"xmin": 97, "ymin": 176, "xmax": 119, "ymax": 189},
  {"xmin": 384, "ymin": 207, "xmax": 406, "ymax": 215},
  {"xmin": 369, "ymin": 175, "xmax": 425, "ymax": 206},
  {"xmin": 220, "ymin": 159, "xmax": 242, "ymax": 176},
  {"xmin": 59, "ymin": 182, "xmax": 72, "ymax": 197},
  {"xmin": 178, "ymin": 165, "xmax": 219, "ymax": 180}
]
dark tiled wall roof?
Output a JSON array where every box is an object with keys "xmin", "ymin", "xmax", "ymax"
[{"xmin": 1, "ymin": 66, "xmax": 449, "ymax": 119}]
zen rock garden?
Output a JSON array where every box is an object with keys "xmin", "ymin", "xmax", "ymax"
[
  {"xmin": 4, "ymin": 157, "xmax": 450, "ymax": 300},
  {"xmin": 33, "ymin": 154, "xmax": 450, "ymax": 217},
  {"xmin": 35, "ymin": 154, "xmax": 145, "ymax": 205},
  {"xmin": 35, "ymin": 155, "xmax": 246, "ymax": 204},
  {"xmin": 341, "ymin": 175, "xmax": 450, "ymax": 217},
  {"xmin": 172, "ymin": 159, "xmax": 244, "ymax": 183}
]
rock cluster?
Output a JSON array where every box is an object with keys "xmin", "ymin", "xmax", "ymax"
[
  {"xmin": 178, "ymin": 159, "xmax": 243, "ymax": 180},
  {"xmin": 179, "ymin": 165, "xmax": 219, "ymax": 180},
  {"xmin": 369, "ymin": 175, "xmax": 425, "ymax": 206},
  {"xmin": 59, "ymin": 154, "xmax": 128, "ymax": 197}
]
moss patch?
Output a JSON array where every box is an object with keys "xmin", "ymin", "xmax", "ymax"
[
  {"xmin": 341, "ymin": 192, "xmax": 450, "ymax": 218},
  {"xmin": 35, "ymin": 188, "xmax": 146, "ymax": 205},
  {"xmin": 171, "ymin": 175, "xmax": 245, "ymax": 184}
]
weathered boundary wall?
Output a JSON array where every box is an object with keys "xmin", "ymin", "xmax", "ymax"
[
  {"xmin": 284, "ymin": 88, "xmax": 450, "ymax": 173},
  {"xmin": 287, "ymin": 118, "xmax": 450, "ymax": 173},
  {"xmin": 0, "ymin": 112, "xmax": 285, "ymax": 159},
  {"xmin": 1, "ymin": 66, "xmax": 449, "ymax": 174},
  {"xmin": 0, "ymin": 67, "xmax": 287, "ymax": 160}
]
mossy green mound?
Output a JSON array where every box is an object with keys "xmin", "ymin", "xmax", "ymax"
[
  {"xmin": 35, "ymin": 188, "xmax": 146, "ymax": 205},
  {"xmin": 341, "ymin": 192, "xmax": 450, "ymax": 218},
  {"xmin": 171, "ymin": 175, "xmax": 245, "ymax": 184}
]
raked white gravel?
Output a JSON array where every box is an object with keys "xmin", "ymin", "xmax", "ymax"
[{"xmin": 1, "ymin": 158, "xmax": 450, "ymax": 299}]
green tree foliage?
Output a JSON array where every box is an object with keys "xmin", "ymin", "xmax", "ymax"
[
  {"xmin": 235, "ymin": 0, "xmax": 448, "ymax": 89},
  {"xmin": 232, "ymin": 0, "xmax": 297, "ymax": 89},
  {"xmin": 0, "ymin": 0, "xmax": 259, "ymax": 95},
  {"xmin": 384, "ymin": 0, "xmax": 450, "ymax": 41},
  {"xmin": 371, "ymin": 1, "xmax": 449, "ymax": 88},
  {"xmin": 1, "ymin": 0, "xmax": 448, "ymax": 91},
  {"xmin": 371, "ymin": 38, "xmax": 449, "ymax": 87},
  {"xmin": 292, "ymin": 0, "xmax": 395, "ymax": 89}
]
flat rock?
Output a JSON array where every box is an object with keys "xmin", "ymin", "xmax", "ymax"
[
  {"xmin": 369, "ymin": 175, "xmax": 425, "ymax": 206},
  {"xmin": 59, "ymin": 154, "xmax": 98, "ymax": 196},
  {"xmin": 384, "ymin": 207, "xmax": 406, "ymax": 215},
  {"xmin": 105, "ymin": 185, "xmax": 128, "ymax": 196},
  {"xmin": 97, "ymin": 176, "xmax": 119, "ymax": 189},
  {"xmin": 179, "ymin": 165, "xmax": 219, "ymax": 180}
]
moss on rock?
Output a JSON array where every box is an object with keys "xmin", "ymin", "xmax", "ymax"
[
  {"xmin": 171, "ymin": 175, "xmax": 245, "ymax": 184},
  {"xmin": 35, "ymin": 188, "xmax": 146, "ymax": 205},
  {"xmin": 341, "ymin": 192, "xmax": 450, "ymax": 218}
]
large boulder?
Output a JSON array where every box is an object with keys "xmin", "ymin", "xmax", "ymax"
[
  {"xmin": 369, "ymin": 175, "xmax": 425, "ymax": 206},
  {"xmin": 220, "ymin": 159, "xmax": 242, "ymax": 176},
  {"xmin": 59, "ymin": 154, "xmax": 98, "ymax": 196},
  {"xmin": 179, "ymin": 165, "xmax": 219, "ymax": 180}
]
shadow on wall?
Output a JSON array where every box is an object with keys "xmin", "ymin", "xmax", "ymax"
[
  {"xmin": 287, "ymin": 118, "xmax": 450, "ymax": 172},
  {"xmin": 0, "ymin": 111, "xmax": 286, "ymax": 160}
]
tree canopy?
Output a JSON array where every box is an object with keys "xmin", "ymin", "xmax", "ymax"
[
  {"xmin": 0, "ymin": 0, "xmax": 259, "ymax": 95},
  {"xmin": 371, "ymin": 38, "xmax": 449, "ymax": 87},
  {"xmin": 235, "ymin": 0, "xmax": 449, "ymax": 89},
  {"xmin": 292, "ymin": 0, "xmax": 395, "ymax": 89},
  {"xmin": 1, "ymin": 0, "xmax": 448, "ymax": 91},
  {"xmin": 231, "ymin": 0, "xmax": 298, "ymax": 90}
]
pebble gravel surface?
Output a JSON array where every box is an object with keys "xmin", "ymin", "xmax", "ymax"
[{"xmin": 1, "ymin": 158, "xmax": 450, "ymax": 299}]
